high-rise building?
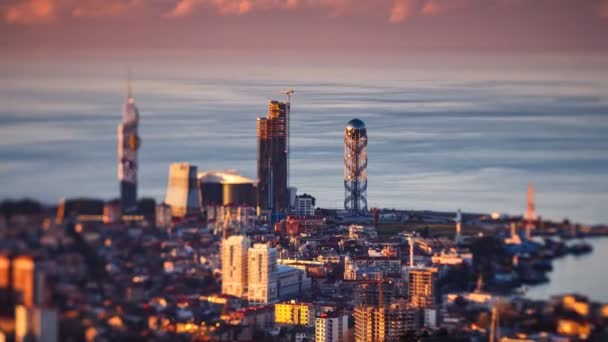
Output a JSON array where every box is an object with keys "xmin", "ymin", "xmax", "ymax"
[
  {"xmin": 344, "ymin": 119, "xmax": 368, "ymax": 216},
  {"xmin": 354, "ymin": 300, "xmax": 419, "ymax": 342},
  {"xmin": 164, "ymin": 163, "xmax": 200, "ymax": 218},
  {"xmin": 295, "ymin": 195, "xmax": 315, "ymax": 217},
  {"xmin": 12, "ymin": 256, "xmax": 44, "ymax": 308},
  {"xmin": 221, "ymin": 235, "xmax": 251, "ymax": 298},
  {"xmin": 257, "ymin": 100, "xmax": 290, "ymax": 219},
  {"xmin": 315, "ymin": 309, "xmax": 349, "ymax": 342},
  {"xmin": 408, "ymin": 266, "xmax": 438, "ymax": 308},
  {"xmin": 247, "ymin": 243, "xmax": 278, "ymax": 305},
  {"xmin": 117, "ymin": 81, "xmax": 140, "ymax": 213}
]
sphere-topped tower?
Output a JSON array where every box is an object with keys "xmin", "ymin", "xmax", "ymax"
[{"xmin": 344, "ymin": 118, "xmax": 368, "ymax": 215}]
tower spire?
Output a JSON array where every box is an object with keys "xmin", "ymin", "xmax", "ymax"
[
  {"xmin": 524, "ymin": 183, "xmax": 535, "ymax": 240},
  {"xmin": 127, "ymin": 67, "xmax": 132, "ymax": 100}
]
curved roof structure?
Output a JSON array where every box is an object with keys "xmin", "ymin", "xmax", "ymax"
[
  {"xmin": 197, "ymin": 170, "xmax": 254, "ymax": 184},
  {"xmin": 346, "ymin": 118, "xmax": 366, "ymax": 130}
]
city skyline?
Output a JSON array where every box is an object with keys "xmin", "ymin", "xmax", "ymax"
[
  {"xmin": 1, "ymin": 4, "xmax": 608, "ymax": 340},
  {"xmin": 1, "ymin": 53, "xmax": 607, "ymax": 224}
]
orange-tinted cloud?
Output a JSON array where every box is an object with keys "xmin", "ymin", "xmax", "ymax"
[
  {"xmin": 389, "ymin": 0, "xmax": 416, "ymax": 23},
  {"xmin": 213, "ymin": 0, "xmax": 253, "ymax": 15},
  {"xmin": 72, "ymin": 0, "xmax": 142, "ymax": 18},
  {"xmin": 421, "ymin": 0, "xmax": 441, "ymax": 16},
  {"xmin": 168, "ymin": 0, "xmax": 200, "ymax": 17},
  {"xmin": 3, "ymin": 0, "xmax": 608, "ymax": 26},
  {"xmin": 4, "ymin": 0, "xmax": 56, "ymax": 24}
]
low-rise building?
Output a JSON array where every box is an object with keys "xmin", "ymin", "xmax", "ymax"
[
  {"xmin": 275, "ymin": 301, "xmax": 315, "ymax": 327},
  {"xmin": 315, "ymin": 309, "xmax": 348, "ymax": 342}
]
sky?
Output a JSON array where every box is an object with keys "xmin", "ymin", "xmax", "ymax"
[{"xmin": 1, "ymin": 0, "xmax": 608, "ymax": 51}]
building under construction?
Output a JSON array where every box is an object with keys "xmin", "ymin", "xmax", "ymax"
[
  {"xmin": 257, "ymin": 100, "xmax": 290, "ymax": 220},
  {"xmin": 408, "ymin": 266, "xmax": 438, "ymax": 308},
  {"xmin": 354, "ymin": 299, "xmax": 419, "ymax": 342},
  {"xmin": 344, "ymin": 118, "xmax": 368, "ymax": 216}
]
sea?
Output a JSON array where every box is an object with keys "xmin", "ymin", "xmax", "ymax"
[
  {"xmin": 0, "ymin": 49, "xmax": 607, "ymax": 225},
  {"xmin": 525, "ymin": 237, "xmax": 608, "ymax": 303}
]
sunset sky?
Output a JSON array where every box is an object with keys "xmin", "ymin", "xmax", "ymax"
[{"xmin": 2, "ymin": 0, "xmax": 608, "ymax": 51}]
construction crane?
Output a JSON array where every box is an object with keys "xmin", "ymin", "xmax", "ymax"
[{"xmin": 284, "ymin": 90, "xmax": 294, "ymax": 192}]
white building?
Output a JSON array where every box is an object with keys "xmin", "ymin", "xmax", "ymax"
[
  {"xmin": 295, "ymin": 196, "xmax": 315, "ymax": 217},
  {"xmin": 315, "ymin": 310, "xmax": 349, "ymax": 342},
  {"xmin": 164, "ymin": 163, "xmax": 200, "ymax": 218},
  {"xmin": 221, "ymin": 235, "xmax": 251, "ymax": 298},
  {"xmin": 15, "ymin": 305, "xmax": 58, "ymax": 342},
  {"xmin": 248, "ymin": 243, "xmax": 278, "ymax": 305}
]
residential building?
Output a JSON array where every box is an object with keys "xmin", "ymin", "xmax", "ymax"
[
  {"xmin": 315, "ymin": 309, "xmax": 349, "ymax": 342},
  {"xmin": 248, "ymin": 243, "xmax": 278, "ymax": 305},
  {"xmin": 221, "ymin": 235, "xmax": 251, "ymax": 298},
  {"xmin": 275, "ymin": 301, "xmax": 315, "ymax": 327}
]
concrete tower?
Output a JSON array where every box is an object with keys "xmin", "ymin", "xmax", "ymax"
[
  {"xmin": 118, "ymin": 78, "xmax": 140, "ymax": 213},
  {"xmin": 344, "ymin": 119, "xmax": 368, "ymax": 216},
  {"xmin": 164, "ymin": 163, "xmax": 200, "ymax": 218}
]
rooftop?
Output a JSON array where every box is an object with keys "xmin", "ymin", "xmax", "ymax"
[{"xmin": 346, "ymin": 118, "xmax": 366, "ymax": 130}]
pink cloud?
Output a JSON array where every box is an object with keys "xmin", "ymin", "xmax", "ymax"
[
  {"xmin": 71, "ymin": 0, "xmax": 142, "ymax": 18},
  {"xmin": 421, "ymin": 0, "xmax": 441, "ymax": 15},
  {"xmin": 4, "ymin": 0, "xmax": 56, "ymax": 24},
  {"xmin": 600, "ymin": 0, "xmax": 608, "ymax": 18},
  {"xmin": 168, "ymin": 0, "xmax": 201, "ymax": 17},
  {"xmin": 389, "ymin": 0, "xmax": 416, "ymax": 23},
  {"xmin": 2, "ymin": 0, "xmax": 607, "ymax": 25},
  {"xmin": 213, "ymin": 0, "xmax": 253, "ymax": 15}
]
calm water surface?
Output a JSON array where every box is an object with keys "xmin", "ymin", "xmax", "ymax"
[
  {"xmin": 525, "ymin": 237, "xmax": 608, "ymax": 303},
  {"xmin": 0, "ymin": 50, "xmax": 607, "ymax": 224}
]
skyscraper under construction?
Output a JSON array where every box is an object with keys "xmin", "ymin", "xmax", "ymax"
[
  {"xmin": 344, "ymin": 118, "xmax": 368, "ymax": 216},
  {"xmin": 118, "ymin": 82, "xmax": 140, "ymax": 213},
  {"xmin": 257, "ymin": 100, "xmax": 290, "ymax": 219}
]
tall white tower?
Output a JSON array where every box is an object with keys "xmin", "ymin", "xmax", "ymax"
[
  {"xmin": 221, "ymin": 235, "xmax": 251, "ymax": 298},
  {"xmin": 247, "ymin": 243, "xmax": 278, "ymax": 305}
]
